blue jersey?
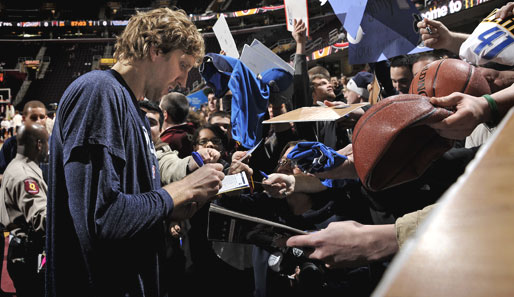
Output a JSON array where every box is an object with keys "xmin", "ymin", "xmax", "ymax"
[{"xmin": 46, "ymin": 69, "xmax": 174, "ymax": 297}]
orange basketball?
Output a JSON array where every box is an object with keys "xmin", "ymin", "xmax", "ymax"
[{"xmin": 409, "ymin": 58, "xmax": 490, "ymax": 97}]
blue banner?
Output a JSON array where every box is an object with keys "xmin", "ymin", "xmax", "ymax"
[
  {"xmin": 330, "ymin": 0, "xmax": 428, "ymax": 64},
  {"xmin": 328, "ymin": 0, "xmax": 368, "ymax": 39},
  {"xmin": 186, "ymin": 89, "xmax": 208, "ymax": 110}
]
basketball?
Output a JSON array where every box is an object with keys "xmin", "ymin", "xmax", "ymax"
[
  {"xmin": 352, "ymin": 94, "xmax": 454, "ymax": 192},
  {"xmin": 409, "ymin": 58, "xmax": 491, "ymax": 97}
]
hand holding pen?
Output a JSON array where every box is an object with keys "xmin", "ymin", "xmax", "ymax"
[
  {"xmin": 189, "ymin": 149, "xmax": 220, "ymax": 171},
  {"xmin": 261, "ymin": 172, "xmax": 295, "ymax": 198}
]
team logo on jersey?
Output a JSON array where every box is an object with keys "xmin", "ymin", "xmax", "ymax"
[
  {"xmin": 142, "ymin": 126, "xmax": 156, "ymax": 156},
  {"xmin": 24, "ymin": 179, "xmax": 39, "ymax": 195}
]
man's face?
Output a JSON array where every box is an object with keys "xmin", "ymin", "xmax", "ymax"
[
  {"xmin": 24, "ymin": 107, "xmax": 47, "ymax": 128},
  {"xmin": 330, "ymin": 77, "xmax": 339, "ymax": 88},
  {"xmin": 412, "ymin": 59, "xmax": 437, "ymax": 77},
  {"xmin": 268, "ymin": 103, "xmax": 286, "ymax": 119},
  {"xmin": 276, "ymin": 146, "xmax": 302, "ymax": 175},
  {"xmin": 147, "ymin": 49, "xmax": 194, "ymax": 102},
  {"xmin": 141, "ymin": 108, "xmax": 161, "ymax": 144},
  {"xmin": 390, "ymin": 66, "xmax": 413, "ymax": 94},
  {"xmin": 207, "ymin": 94, "xmax": 218, "ymax": 112},
  {"xmin": 209, "ymin": 115, "xmax": 230, "ymax": 134},
  {"xmin": 340, "ymin": 76, "xmax": 347, "ymax": 87},
  {"xmin": 196, "ymin": 128, "xmax": 223, "ymax": 152},
  {"xmin": 346, "ymin": 90, "xmax": 361, "ymax": 104},
  {"xmin": 312, "ymin": 78, "xmax": 336, "ymax": 104}
]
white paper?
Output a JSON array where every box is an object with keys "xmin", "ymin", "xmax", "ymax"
[
  {"xmin": 240, "ymin": 44, "xmax": 288, "ymax": 76},
  {"xmin": 217, "ymin": 172, "xmax": 249, "ymax": 194},
  {"xmin": 284, "ymin": 0, "xmax": 310, "ymax": 36},
  {"xmin": 239, "ymin": 139, "xmax": 262, "ymax": 162},
  {"xmin": 250, "ymin": 39, "xmax": 295, "ymax": 75},
  {"xmin": 213, "ymin": 14, "xmax": 240, "ymax": 59}
]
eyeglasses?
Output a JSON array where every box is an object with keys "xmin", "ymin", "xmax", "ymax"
[
  {"xmin": 277, "ymin": 158, "xmax": 294, "ymax": 169},
  {"xmin": 197, "ymin": 137, "xmax": 222, "ymax": 146}
]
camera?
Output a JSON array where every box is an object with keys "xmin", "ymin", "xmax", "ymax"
[{"xmin": 267, "ymin": 246, "xmax": 326, "ymax": 290}]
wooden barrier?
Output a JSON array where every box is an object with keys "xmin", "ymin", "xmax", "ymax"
[{"xmin": 372, "ymin": 108, "xmax": 514, "ymax": 297}]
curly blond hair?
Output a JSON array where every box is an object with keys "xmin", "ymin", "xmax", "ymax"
[{"xmin": 114, "ymin": 8, "xmax": 205, "ymax": 65}]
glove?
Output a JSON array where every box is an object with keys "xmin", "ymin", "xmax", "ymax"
[
  {"xmin": 287, "ymin": 142, "xmax": 349, "ymax": 188},
  {"xmin": 287, "ymin": 141, "xmax": 347, "ymax": 173}
]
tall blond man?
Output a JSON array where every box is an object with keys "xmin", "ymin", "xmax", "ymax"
[{"xmin": 46, "ymin": 8, "xmax": 224, "ymax": 297}]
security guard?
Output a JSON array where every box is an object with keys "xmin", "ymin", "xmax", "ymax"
[{"xmin": 0, "ymin": 122, "xmax": 48, "ymax": 297}]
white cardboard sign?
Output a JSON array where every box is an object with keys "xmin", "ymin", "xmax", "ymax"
[
  {"xmin": 284, "ymin": 0, "xmax": 310, "ymax": 36},
  {"xmin": 213, "ymin": 14, "xmax": 240, "ymax": 59}
]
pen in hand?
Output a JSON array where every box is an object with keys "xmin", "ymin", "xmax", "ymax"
[
  {"xmin": 192, "ymin": 151, "xmax": 204, "ymax": 167},
  {"xmin": 259, "ymin": 170, "xmax": 269, "ymax": 179}
]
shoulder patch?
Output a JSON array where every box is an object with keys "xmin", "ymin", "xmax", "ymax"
[{"xmin": 24, "ymin": 179, "xmax": 39, "ymax": 195}]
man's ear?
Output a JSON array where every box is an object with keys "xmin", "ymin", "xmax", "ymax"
[{"xmin": 149, "ymin": 46, "xmax": 160, "ymax": 61}]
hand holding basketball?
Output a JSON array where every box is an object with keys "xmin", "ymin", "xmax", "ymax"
[{"xmin": 428, "ymin": 93, "xmax": 491, "ymax": 140}]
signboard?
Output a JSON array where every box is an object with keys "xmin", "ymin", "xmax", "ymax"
[
  {"xmin": 284, "ymin": 0, "xmax": 310, "ymax": 36},
  {"xmin": 213, "ymin": 14, "xmax": 240, "ymax": 59},
  {"xmin": 262, "ymin": 103, "xmax": 369, "ymax": 124},
  {"xmin": 420, "ymin": 0, "xmax": 491, "ymax": 20},
  {"xmin": 186, "ymin": 89, "xmax": 208, "ymax": 110}
]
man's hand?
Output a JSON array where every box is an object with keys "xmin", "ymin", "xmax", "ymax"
[
  {"xmin": 262, "ymin": 173, "xmax": 295, "ymax": 198},
  {"xmin": 314, "ymin": 144, "xmax": 358, "ymax": 180},
  {"xmin": 292, "ymin": 19, "xmax": 307, "ymax": 44},
  {"xmin": 476, "ymin": 67, "xmax": 514, "ymax": 94},
  {"xmin": 417, "ymin": 18, "xmax": 467, "ymax": 54},
  {"xmin": 428, "ymin": 92, "xmax": 490, "ymax": 139},
  {"xmin": 187, "ymin": 148, "xmax": 220, "ymax": 172},
  {"xmin": 286, "ymin": 221, "xmax": 398, "ymax": 269},
  {"xmin": 496, "ymin": 2, "xmax": 514, "ymax": 20},
  {"xmin": 165, "ymin": 163, "xmax": 224, "ymax": 220},
  {"xmin": 323, "ymin": 100, "xmax": 347, "ymax": 108},
  {"xmin": 292, "ymin": 19, "xmax": 307, "ymax": 54},
  {"xmin": 228, "ymin": 151, "xmax": 253, "ymax": 177}
]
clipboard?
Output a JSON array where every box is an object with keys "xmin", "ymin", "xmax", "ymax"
[{"xmin": 262, "ymin": 103, "xmax": 369, "ymax": 124}]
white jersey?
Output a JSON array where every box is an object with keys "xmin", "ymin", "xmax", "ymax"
[{"xmin": 460, "ymin": 8, "xmax": 514, "ymax": 66}]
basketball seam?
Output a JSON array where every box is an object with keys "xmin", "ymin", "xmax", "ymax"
[
  {"xmin": 432, "ymin": 59, "xmax": 446, "ymax": 97},
  {"xmin": 461, "ymin": 63, "xmax": 473, "ymax": 94}
]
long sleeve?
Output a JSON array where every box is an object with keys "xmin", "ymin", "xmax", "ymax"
[
  {"xmin": 156, "ymin": 145, "xmax": 190, "ymax": 185},
  {"xmin": 395, "ymin": 204, "xmax": 436, "ymax": 248},
  {"xmin": 292, "ymin": 53, "xmax": 311, "ymax": 109},
  {"xmin": 65, "ymin": 145, "xmax": 173, "ymax": 241}
]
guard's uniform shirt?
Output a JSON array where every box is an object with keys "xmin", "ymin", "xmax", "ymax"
[
  {"xmin": 0, "ymin": 153, "xmax": 47, "ymax": 237},
  {"xmin": 0, "ymin": 153, "xmax": 46, "ymax": 297}
]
